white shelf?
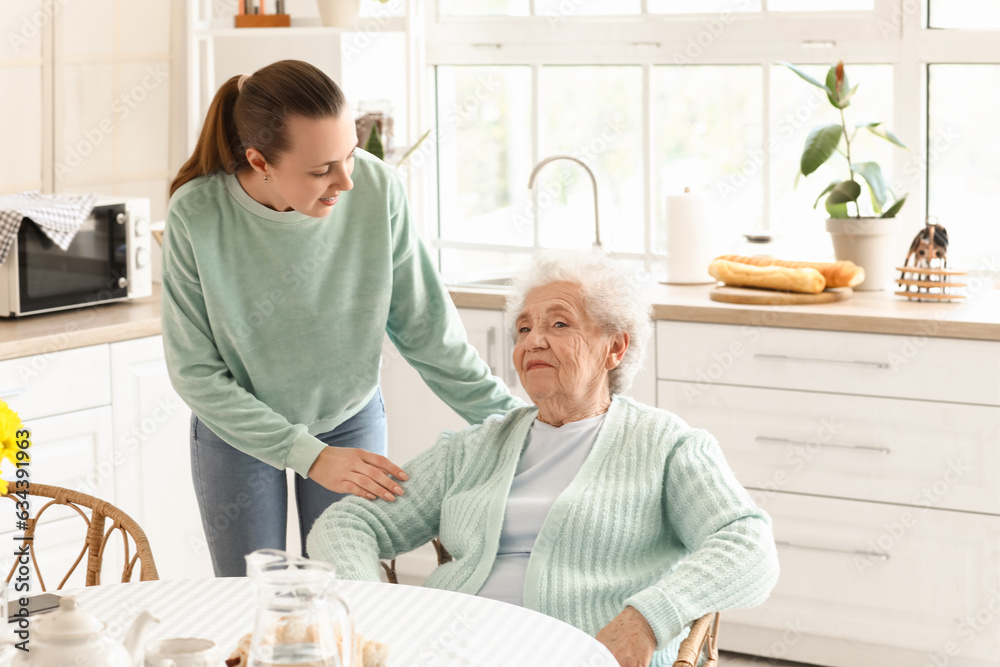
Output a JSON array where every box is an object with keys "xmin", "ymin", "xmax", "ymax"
[{"xmin": 193, "ymin": 16, "xmax": 407, "ymax": 37}]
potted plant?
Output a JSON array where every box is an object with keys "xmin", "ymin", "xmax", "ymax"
[{"xmin": 782, "ymin": 60, "xmax": 908, "ymax": 291}]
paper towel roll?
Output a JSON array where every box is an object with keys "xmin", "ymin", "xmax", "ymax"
[{"xmin": 664, "ymin": 189, "xmax": 715, "ymax": 284}]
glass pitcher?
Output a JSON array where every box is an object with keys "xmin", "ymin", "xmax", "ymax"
[{"xmin": 245, "ymin": 549, "xmax": 354, "ymax": 667}]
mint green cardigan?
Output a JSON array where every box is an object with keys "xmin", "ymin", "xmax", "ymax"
[{"xmin": 307, "ymin": 395, "xmax": 779, "ymax": 666}]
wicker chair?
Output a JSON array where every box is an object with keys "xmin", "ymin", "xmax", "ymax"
[
  {"xmin": 3, "ymin": 483, "xmax": 159, "ymax": 591},
  {"xmin": 381, "ymin": 539, "xmax": 720, "ymax": 667}
]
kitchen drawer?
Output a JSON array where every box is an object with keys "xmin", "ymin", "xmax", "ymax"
[
  {"xmin": 656, "ymin": 321, "xmax": 1000, "ymax": 406},
  {"xmin": 659, "ymin": 381, "xmax": 1000, "ymax": 514},
  {"xmin": 723, "ymin": 493, "xmax": 1000, "ymax": 666},
  {"xmin": 0, "ymin": 344, "xmax": 111, "ymax": 419},
  {"xmin": 0, "ymin": 406, "xmax": 116, "ymax": 503}
]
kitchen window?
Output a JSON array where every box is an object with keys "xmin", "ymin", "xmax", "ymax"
[{"xmin": 425, "ymin": 0, "xmax": 1000, "ymax": 279}]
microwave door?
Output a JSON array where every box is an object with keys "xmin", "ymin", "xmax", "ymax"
[{"xmin": 17, "ymin": 204, "xmax": 128, "ymax": 314}]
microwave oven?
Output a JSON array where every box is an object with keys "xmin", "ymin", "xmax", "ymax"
[{"xmin": 0, "ymin": 196, "xmax": 153, "ymax": 317}]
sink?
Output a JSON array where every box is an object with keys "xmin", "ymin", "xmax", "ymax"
[{"xmin": 446, "ymin": 276, "xmax": 515, "ymax": 291}]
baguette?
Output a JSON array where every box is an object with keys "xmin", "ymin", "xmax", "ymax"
[
  {"xmin": 708, "ymin": 258, "xmax": 826, "ymax": 294},
  {"xmin": 716, "ymin": 254, "xmax": 864, "ymax": 288}
]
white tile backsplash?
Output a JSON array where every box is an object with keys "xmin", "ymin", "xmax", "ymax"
[
  {"xmin": 57, "ymin": 0, "xmax": 115, "ymax": 57},
  {"xmin": 0, "ymin": 0, "xmax": 44, "ymax": 59},
  {"xmin": 116, "ymin": 62, "xmax": 171, "ymax": 175},
  {"xmin": 0, "ymin": 66, "xmax": 43, "ymax": 189},
  {"xmin": 57, "ymin": 63, "xmax": 117, "ymax": 185}
]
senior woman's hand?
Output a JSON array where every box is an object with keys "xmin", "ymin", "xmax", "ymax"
[{"xmin": 595, "ymin": 606, "xmax": 657, "ymax": 667}]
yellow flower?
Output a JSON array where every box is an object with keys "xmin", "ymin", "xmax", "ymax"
[{"xmin": 0, "ymin": 400, "xmax": 26, "ymax": 495}]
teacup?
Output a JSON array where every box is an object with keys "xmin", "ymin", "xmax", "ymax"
[{"xmin": 144, "ymin": 637, "xmax": 220, "ymax": 667}]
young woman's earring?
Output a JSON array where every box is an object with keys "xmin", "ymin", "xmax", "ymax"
[{"xmin": 264, "ymin": 174, "xmax": 269, "ymax": 184}]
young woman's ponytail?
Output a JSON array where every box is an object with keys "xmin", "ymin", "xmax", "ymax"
[
  {"xmin": 170, "ymin": 76, "xmax": 242, "ymax": 197},
  {"xmin": 169, "ymin": 60, "xmax": 346, "ymax": 197}
]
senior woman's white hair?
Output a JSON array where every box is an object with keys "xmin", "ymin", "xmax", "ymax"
[{"xmin": 504, "ymin": 249, "xmax": 653, "ymax": 396}]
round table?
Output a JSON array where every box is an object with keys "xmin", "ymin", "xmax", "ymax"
[{"xmin": 71, "ymin": 578, "xmax": 617, "ymax": 666}]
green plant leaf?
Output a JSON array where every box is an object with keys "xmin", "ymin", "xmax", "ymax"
[
  {"xmin": 823, "ymin": 65, "xmax": 856, "ymax": 108},
  {"xmin": 880, "ymin": 194, "xmax": 907, "ymax": 218},
  {"xmin": 812, "ymin": 181, "xmax": 840, "ymax": 209},
  {"xmin": 861, "ymin": 123, "xmax": 907, "ymax": 149},
  {"xmin": 827, "ymin": 179, "xmax": 862, "ymax": 205},
  {"xmin": 800, "ymin": 124, "xmax": 843, "ymax": 176},
  {"xmin": 780, "ymin": 62, "xmax": 833, "ymax": 94},
  {"xmin": 839, "ymin": 83, "xmax": 859, "ymax": 108},
  {"xmin": 364, "ymin": 123, "xmax": 384, "ymax": 160},
  {"xmin": 852, "ymin": 161, "xmax": 889, "ymax": 212},
  {"xmin": 825, "ymin": 197, "xmax": 850, "ymax": 218}
]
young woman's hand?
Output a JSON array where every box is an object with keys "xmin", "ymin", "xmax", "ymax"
[
  {"xmin": 595, "ymin": 606, "xmax": 656, "ymax": 667},
  {"xmin": 307, "ymin": 447, "xmax": 409, "ymax": 501}
]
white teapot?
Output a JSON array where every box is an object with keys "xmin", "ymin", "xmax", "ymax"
[{"xmin": 12, "ymin": 595, "xmax": 159, "ymax": 667}]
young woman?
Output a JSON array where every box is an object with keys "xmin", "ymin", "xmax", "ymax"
[{"xmin": 162, "ymin": 60, "xmax": 522, "ymax": 576}]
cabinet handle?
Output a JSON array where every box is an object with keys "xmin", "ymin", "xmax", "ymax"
[
  {"xmin": 0, "ymin": 388, "xmax": 24, "ymax": 399},
  {"xmin": 756, "ymin": 436, "xmax": 891, "ymax": 455},
  {"xmin": 776, "ymin": 540, "xmax": 889, "ymax": 561},
  {"xmin": 486, "ymin": 327, "xmax": 497, "ymax": 375},
  {"xmin": 753, "ymin": 353, "xmax": 889, "ymax": 370}
]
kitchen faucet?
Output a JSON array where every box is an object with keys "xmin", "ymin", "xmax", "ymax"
[{"xmin": 527, "ymin": 155, "xmax": 601, "ymax": 249}]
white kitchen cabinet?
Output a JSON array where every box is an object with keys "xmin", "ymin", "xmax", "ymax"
[
  {"xmin": 0, "ymin": 336, "xmax": 211, "ymax": 589},
  {"xmin": 723, "ymin": 493, "xmax": 1000, "ymax": 667},
  {"xmin": 0, "ymin": 400, "xmax": 117, "ymax": 591},
  {"xmin": 656, "ymin": 320, "xmax": 1000, "ymax": 667},
  {"xmin": 0, "ymin": 344, "xmax": 111, "ymax": 421},
  {"xmin": 658, "ymin": 381, "xmax": 1000, "ymax": 515},
  {"xmin": 381, "ymin": 307, "xmax": 525, "ymax": 466},
  {"xmin": 110, "ymin": 335, "xmax": 212, "ymax": 580}
]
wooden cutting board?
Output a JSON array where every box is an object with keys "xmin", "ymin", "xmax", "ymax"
[{"xmin": 710, "ymin": 285, "xmax": 853, "ymax": 305}]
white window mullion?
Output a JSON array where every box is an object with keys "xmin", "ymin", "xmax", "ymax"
[
  {"xmin": 530, "ymin": 63, "xmax": 540, "ymax": 251},
  {"xmin": 893, "ymin": 4, "xmax": 928, "ymax": 240},
  {"xmin": 642, "ymin": 62, "xmax": 652, "ymax": 269},
  {"xmin": 762, "ymin": 60, "xmax": 772, "ymax": 232}
]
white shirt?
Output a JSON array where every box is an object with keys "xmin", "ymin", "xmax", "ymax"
[{"xmin": 476, "ymin": 413, "xmax": 606, "ymax": 606}]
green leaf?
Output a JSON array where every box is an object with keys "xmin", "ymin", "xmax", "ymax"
[
  {"xmin": 839, "ymin": 83, "xmax": 859, "ymax": 108},
  {"xmin": 880, "ymin": 195, "xmax": 907, "ymax": 218},
  {"xmin": 800, "ymin": 124, "xmax": 843, "ymax": 176},
  {"xmin": 823, "ymin": 66, "xmax": 856, "ymax": 108},
  {"xmin": 780, "ymin": 62, "xmax": 833, "ymax": 94},
  {"xmin": 852, "ymin": 161, "xmax": 889, "ymax": 212},
  {"xmin": 825, "ymin": 198, "xmax": 850, "ymax": 218},
  {"xmin": 862, "ymin": 123, "xmax": 907, "ymax": 149},
  {"xmin": 394, "ymin": 128, "xmax": 433, "ymax": 169},
  {"xmin": 364, "ymin": 123, "xmax": 384, "ymax": 160},
  {"xmin": 827, "ymin": 179, "xmax": 862, "ymax": 205},
  {"xmin": 813, "ymin": 181, "xmax": 839, "ymax": 209}
]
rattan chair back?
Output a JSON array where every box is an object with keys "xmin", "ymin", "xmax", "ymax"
[{"xmin": 3, "ymin": 483, "xmax": 159, "ymax": 591}]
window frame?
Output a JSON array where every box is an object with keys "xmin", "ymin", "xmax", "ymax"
[{"xmin": 422, "ymin": 1, "xmax": 1000, "ymax": 277}]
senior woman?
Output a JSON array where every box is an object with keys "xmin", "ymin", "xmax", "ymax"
[{"xmin": 307, "ymin": 249, "xmax": 779, "ymax": 667}]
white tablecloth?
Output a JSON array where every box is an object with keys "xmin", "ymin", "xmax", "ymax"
[{"xmin": 71, "ymin": 578, "xmax": 617, "ymax": 666}]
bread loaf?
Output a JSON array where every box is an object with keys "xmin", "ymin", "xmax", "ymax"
[
  {"xmin": 708, "ymin": 258, "xmax": 826, "ymax": 294},
  {"xmin": 716, "ymin": 254, "xmax": 864, "ymax": 288}
]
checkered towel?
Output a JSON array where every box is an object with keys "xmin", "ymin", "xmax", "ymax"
[{"xmin": 0, "ymin": 190, "xmax": 98, "ymax": 265}]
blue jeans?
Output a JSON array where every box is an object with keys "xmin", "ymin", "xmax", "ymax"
[{"xmin": 190, "ymin": 389, "xmax": 387, "ymax": 577}]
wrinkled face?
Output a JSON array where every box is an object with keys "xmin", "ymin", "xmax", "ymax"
[
  {"xmin": 264, "ymin": 112, "xmax": 358, "ymax": 217},
  {"xmin": 513, "ymin": 281, "xmax": 621, "ymax": 406}
]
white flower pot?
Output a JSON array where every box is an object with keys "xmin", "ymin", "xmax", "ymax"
[
  {"xmin": 825, "ymin": 217, "xmax": 898, "ymax": 291},
  {"xmin": 316, "ymin": 0, "xmax": 361, "ymax": 27}
]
